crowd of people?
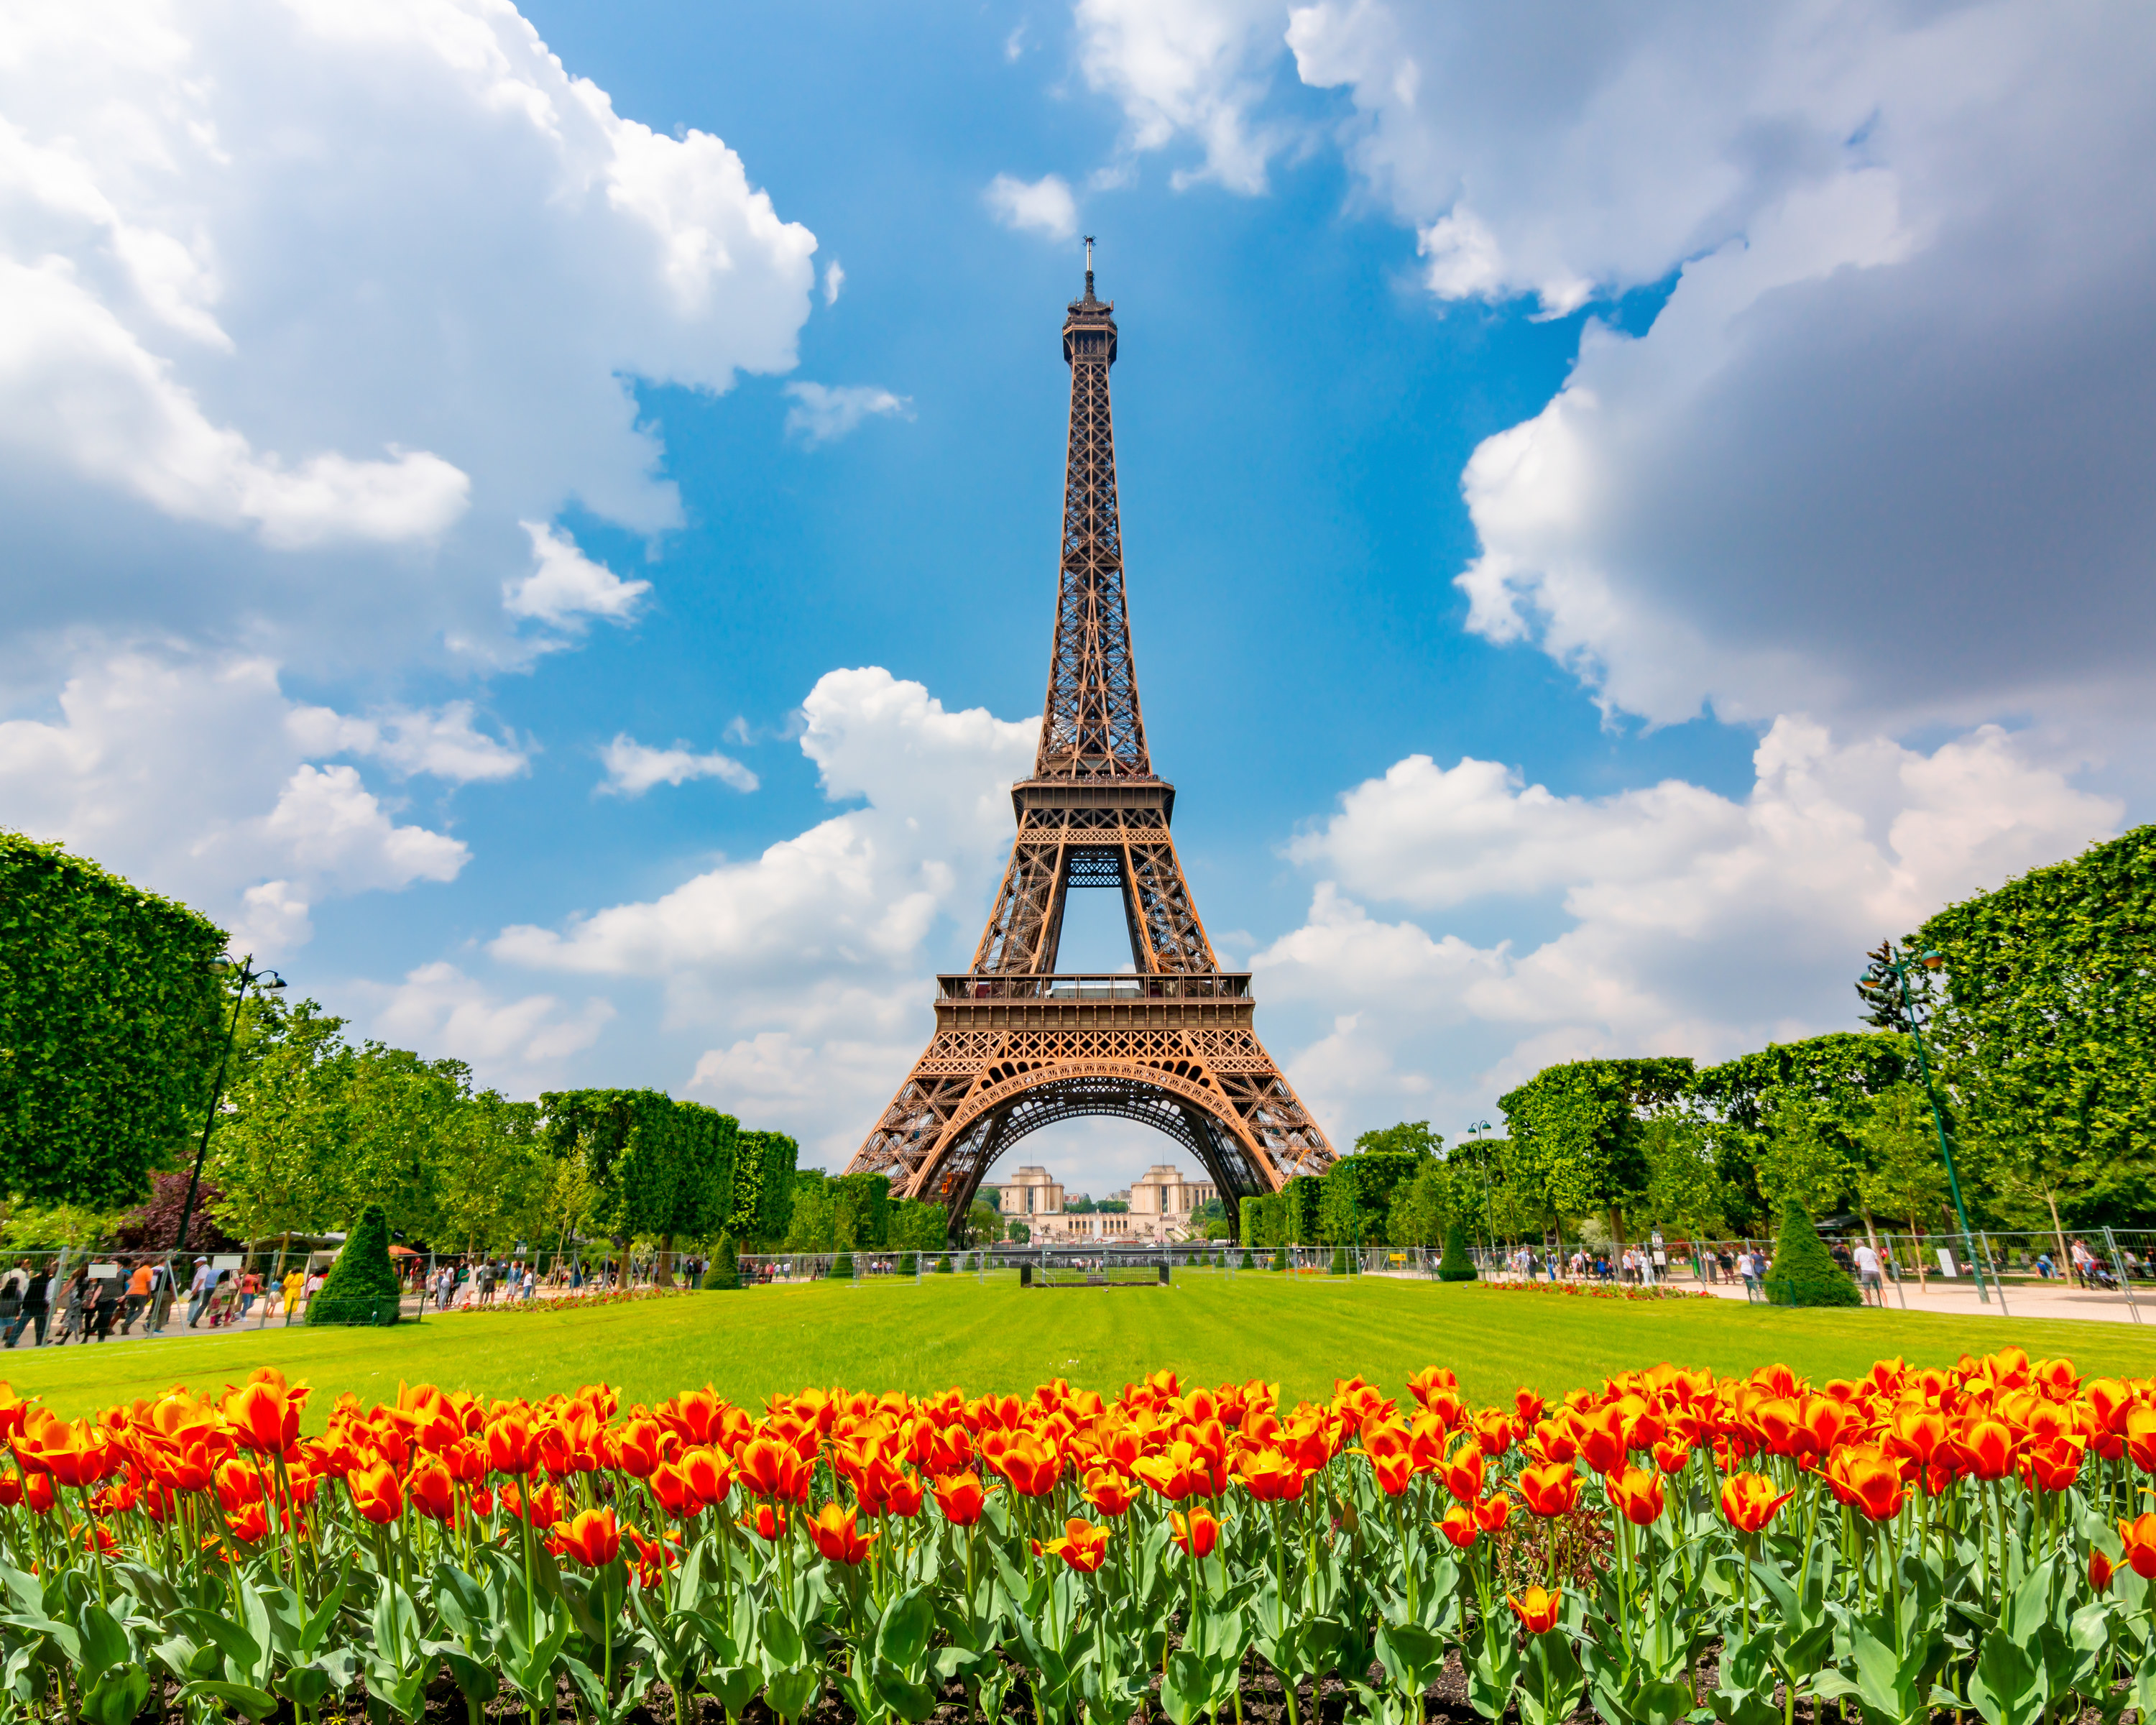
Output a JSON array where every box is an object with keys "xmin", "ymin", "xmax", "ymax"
[{"xmin": 0, "ymin": 1254, "xmax": 326, "ymax": 1346}]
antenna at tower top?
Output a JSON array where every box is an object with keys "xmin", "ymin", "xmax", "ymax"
[{"xmin": 1083, "ymin": 235, "xmax": 1095, "ymax": 298}]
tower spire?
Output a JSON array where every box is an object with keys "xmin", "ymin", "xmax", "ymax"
[{"xmin": 1043, "ymin": 244, "xmax": 1143, "ymax": 778}]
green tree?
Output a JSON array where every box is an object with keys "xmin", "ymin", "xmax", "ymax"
[
  {"xmin": 1005, "ymin": 1221, "xmax": 1030, "ymax": 1243},
  {"xmin": 207, "ymin": 998, "xmax": 349, "ymax": 1259},
  {"xmin": 430, "ymin": 1091, "xmax": 548, "ymax": 1259},
  {"xmin": 1916, "ymin": 827, "xmax": 2156, "ymax": 1230},
  {"xmin": 1754, "ymin": 1100, "xmax": 1859, "ymax": 1221},
  {"xmin": 0, "ymin": 834, "xmax": 228, "ymax": 1208},
  {"xmin": 1856, "ymin": 1084, "xmax": 1953, "ymax": 1241},
  {"xmin": 338, "ymin": 1044, "xmax": 469, "ymax": 1238},
  {"xmin": 1692, "ymin": 1033, "xmax": 1909, "ymax": 1225},
  {"xmin": 1499, "ymin": 1059, "xmax": 1695, "ymax": 1243},
  {"xmin": 1353, "ymin": 1121, "xmax": 1444, "ymax": 1158},
  {"xmin": 1641, "ymin": 1113, "xmax": 1727, "ymax": 1238},
  {"xmin": 785, "ymin": 1172, "xmax": 834, "ymax": 1251}
]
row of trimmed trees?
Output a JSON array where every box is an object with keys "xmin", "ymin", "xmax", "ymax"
[
  {"xmin": 0, "ymin": 832, "xmax": 802, "ymax": 1263},
  {"xmin": 1250, "ymin": 823, "xmax": 2153, "ymax": 1255}
]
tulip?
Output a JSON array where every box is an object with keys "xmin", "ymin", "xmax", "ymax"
[
  {"xmin": 2091, "ymin": 1548, "xmax": 2116, "ymax": 1591},
  {"xmin": 1171, "ymin": 1506, "xmax": 1220, "ymax": 1558},
  {"xmin": 934, "ymin": 1470, "xmax": 989, "ymax": 1525},
  {"xmin": 737, "ymin": 1435, "xmax": 814, "ymax": 1505},
  {"xmin": 649, "ymin": 1460, "xmax": 696, "ymax": 1518},
  {"xmin": 1652, "ymin": 1438, "xmax": 1692, "ymax": 1476},
  {"xmin": 223, "ymin": 1381, "xmax": 299, "ymax": 1455},
  {"xmin": 1830, "ymin": 1450, "xmax": 1904, "ymax": 1523},
  {"xmin": 486, "ymin": 1411, "xmax": 540, "ymax": 1477},
  {"xmin": 406, "ymin": 1457, "xmax": 456, "ymax": 1524},
  {"xmin": 1720, "ymin": 1472, "xmax": 1792, "ymax": 1535},
  {"xmin": 682, "ymin": 1446, "xmax": 734, "ymax": 1511},
  {"xmin": 554, "ymin": 1506, "xmax": 622, "ymax": 1567},
  {"xmin": 1437, "ymin": 1504, "xmax": 1477, "ymax": 1550},
  {"xmin": 1519, "ymin": 1460, "xmax": 1580, "ymax": 1518},
  {"xmin": 1606, "ymin": 1465, "xmax": 1664, "ymax": 1526},
  {"xmin": 627, "ymin": 1524, "xmax": 679, "ymax": 1586},
  {"xmin": 2119, "ymin": 1513, "xmax": 2156, "ymax": 1579},
  {"xmin": 883, "ymin": 1471, "xmax": 926, "ymax": 1518},
  {"xmin": 615, "ymin": 1418, "xmax": 663, "ymax": 1480},
  {"xmin": 224, "ymin": 1501, "xmax": 270, "ymax": 1544},
  {"xmin": 1475, "ymin": 1492, "xmax": 1511, "ymax": 1533},
  {"xmin": 349, "ymin": 1461, "xmax": 404, "ymax": 1526},
  {"xmin": 744, "ymin": 1502, "xmax": 787, "ymax": 1541},
  {"xmin": 1038, "ymin": 1517, "xmax": 1110, "ymax": 1573},
  {"xmin": 1233, "ymin": 1450, "xmax": 1307, "ymax": 1503},
  {"xmin": 1508, "ymin": 1586, "xmax": 1562, "ymax": 1634},
  {"xmin": 1442, "ymin": 1445, "xmax": 1485, "ymax": 1504},
  {"xmin": 811, "ymin": 1501, "xmax": 876, "ymax": 1565},
  {"xmin": 2023, "ymin": 1438, "xmax": 2084, "ymax": 1494},
  {"xmin": 1576, "ymin": 1407, "xmax": 1627, "ymax": 1476},
  {"xmin": 0, "ymin": 1471, "xmax": 19, "ymax": 1509},
  {"xmin": 24, "ymin": 1473, "xmax": 53, "ymax": 1516}
]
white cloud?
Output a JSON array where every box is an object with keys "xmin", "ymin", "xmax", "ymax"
[
  {"xmin": 0, "ymin": 0, "xmax": 816, "ymax": 674},
  {"xmin": 1260, "ymin": 718, "xmax": 2123, "ymax": 1138},
  {"xmin": 824, "ymin": 261, "xmax": 845, "ymax": 305},
  {"xmin": 286, "ymin": 701, "xmax": 528, "ymax": 783},
  {"xmin": 599, "ymin": 734, "xmax": 758, "ymax": 796},
  {"xmin": 1055, "ymin": 0, "xmax": 2156, "ymax": 745},
  {"xmin": 504, "ymin": 523, "xmax": 652, "ymax": 630},
  {"xmin": 495, "ymin": 666, "xmax": 1037, "ymax": 1161},
  {"xmin": 983, "ymin": 172, "xmax": 1079, "ymax": 242},
  {"xmin": 0, "ymin": 257, "xmax": 471, "ymax": 549},
  {"xmin": 353, "ymin": 961, "xmax": 615, "ymax": 1092},
  {"xmin": 783, "ymin": 383, "xmax": 913, "ymax": 447},
  {"xmin": 0, "ymin": 650, "xmax": 487, "ymax": 958},
  {"xmin": 1279, "ymin": 0, "xmax": 2156, "ymax": 739},
  {"xmin": 1074, "ymin": 0, "xmax": 1289, "ymax": 193}
]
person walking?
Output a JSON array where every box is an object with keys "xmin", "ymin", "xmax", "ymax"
[
  {"xmin": 184, "ymin": 1257, "xmax": 213, "ymax": 1327},
  {"xmin": 50, "ymin": 1270, "xmax": 90, "ymax": 1344},
  {"xmin": 121, "ymin": 1261, "xmax": 153, "ymax": 1332},
  {"xmin": 4, "ymin": 1264, "xmax": 50, "ymax": 1348},
  {"xmin": 1853, "ymin": 1238, "xmax": 1884, "ymax": 1306}
]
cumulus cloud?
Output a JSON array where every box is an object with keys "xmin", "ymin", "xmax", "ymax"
[
  {"xmin": 503, "ymin": 523, "xmax": 652, "ymax": 631},
  {"xmin": 1060, "ymin": 0, "xmax": 2156, "ymax": 745},
  {"xmin": 983, "ymin": 173, "xmax": 1079, "ymax": 242},
  {"xmin": 495, "ymin": 667, "xmax": 1037, "ymax": 1159},
  {"xmin": 0, "ymin": 0, "xmax": 816, "ymax": 675},
  {"xmin": 0, "ymin": 651, "xmax": 490, "ymax": 957},
  {"xmin": 1260, "ymin": 719, "xmax": 2123, "ymax": 1136},
  {"xmin": 286, "ymin": 702, "xmax": 528, "ymax": 783},
  {"xmin": 598, "ymin": 735, "xmax": 758, "ymax": 796},
  {"xmin": 352, "ymin": 962, "xmax": 615, "ymax": 1090},
  {"xmin": 1074, "ymin": 0, "xmax": 1289, "ymax": 193},
  {"xmin": 783, "ymin": 384, "xmax": 913, "ymax": 447}
]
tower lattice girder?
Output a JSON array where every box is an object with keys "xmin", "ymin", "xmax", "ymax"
[{"xmin": 844, "ymin": 257, "xmax": 1335, "ymax": 1232}]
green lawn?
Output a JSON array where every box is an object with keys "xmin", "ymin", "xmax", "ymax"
[{"xmin": 11, "ymin": 1272, "xmax": 2156, "ymax": 1429}]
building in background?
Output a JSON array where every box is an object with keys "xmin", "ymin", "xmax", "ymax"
[{"xmin": 980, "ymin": 1163, "xmax": 1214, "ymax": 1243}]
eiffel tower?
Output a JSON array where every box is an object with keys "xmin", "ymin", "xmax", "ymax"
[{"xmin": 844, "ymin": 248, "xmax": 1336, "ymax": 1232}]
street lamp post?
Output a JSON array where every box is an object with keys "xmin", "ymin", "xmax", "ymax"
[
  {"xmin": 172, "ymin": 954, "xmax": 285, "ymax": 1257},
  {"xmin": 1858, "ymin": 942, "xmax": 1992, "ymax": 1307},
  {"xmin": 1466, "ymin": 1120, "xmax": 1496, "ymax": 1271}
]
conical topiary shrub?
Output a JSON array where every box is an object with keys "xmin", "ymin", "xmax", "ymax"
[
  {"xmin": 1272, "ymin": 1246, "xmax": 1289, "ymax": 1272},
  {"xmin": 1330, "ymin": 1244, "xmax": 1350, "ymax": 1276},
  {"xmin": 706, "ymin": 1236, "xmax": 740, "ymax": 1289},
  {"xmin": 934, "ymin": 1254, "xmax": 954, "ymax": 1274},
  {"xmin": 898, "ymin": 1250, "xmax": 918, "ymax": 1276},
  {"xmin": 1239, "ymin": 1248, "xmax": 1254, "ymax": 1269},
  {"xmin": 829, "ymin": 1250, "xmax": 855, "ymax": 1281},
  {"xmin": 307, "ymin": 1202, "xmax": 401, "ymax": 1325},
  {"xmin": 1437, "ymin": 1218, "xmax": 1479, "ymax": 1283},
  {"xmin": 1763, "ymin": 1200, "xmax": 1861, "ymax": 1307}
]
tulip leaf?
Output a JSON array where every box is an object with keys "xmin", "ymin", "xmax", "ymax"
[
  {"xmin": 1161, "ymin": 1648, "xmax": 1212, "ymax": 1725},
  {"xmin": 1968, "ymin": 1628, "xmax": 2046, "ymax": 1725},
  {"xmin": 765, "ymin": 1662, "xmax": 822, "ymax": 1724},
  {"xmin": 182, "ymin": 1679, "xmax": 281, "ymax": 1721},
  {"xmin": 74, "ymin": 1601, "xmax": 128, "ymax": 1678},
  {"xmin": 877, "ymin": 1585, "xmax": 936, "ymax": 1673}
]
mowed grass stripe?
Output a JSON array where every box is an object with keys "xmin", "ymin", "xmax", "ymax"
[{"xmin": 17, "ymin": 1274, "xmax": 2156, "ymax": 1428}]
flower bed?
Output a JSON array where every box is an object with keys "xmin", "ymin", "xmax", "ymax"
[
  {"xmin": 0, "ymin": 1346, "xmax": 2140, "ymax": 1724},
  {"xmin": 1483, "ymin": 1279, "xmax": 1716, "ymax": 1301}
]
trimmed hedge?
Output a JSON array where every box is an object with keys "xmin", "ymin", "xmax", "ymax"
[
  {"xmin": 1437, "ymin": 1218, "xmax": 1479, "ymax": 1282},
  {"xmin": 307, "ymin": 1202, "xmax": 402, "ymax": 1326},
  {"xmin": 1764, "ymin": 1200, "xmax": 1861, "ymax": 1307}
]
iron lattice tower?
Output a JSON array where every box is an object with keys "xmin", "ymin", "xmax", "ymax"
[{"xmin": 844, "ymin": 256, "xmax": 1335, "ymax": 1232}]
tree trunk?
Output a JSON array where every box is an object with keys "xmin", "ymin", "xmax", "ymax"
[
  {"xmin": 2046, "ymin": 1189, "xmax": 2069, "ymax": 1284},
  {"xmin": 1908, "ymin": 1213, "xmax": 1927, "ymax": 1288},
  {"xmin": 655, "ymin": 1233, "xmax": 675, "ymax": 1289}
]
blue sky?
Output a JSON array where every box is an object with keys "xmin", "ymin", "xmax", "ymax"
[{"xmin": 3, "ymin": 0, "xmax": 2148, "ymax": 1196}]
